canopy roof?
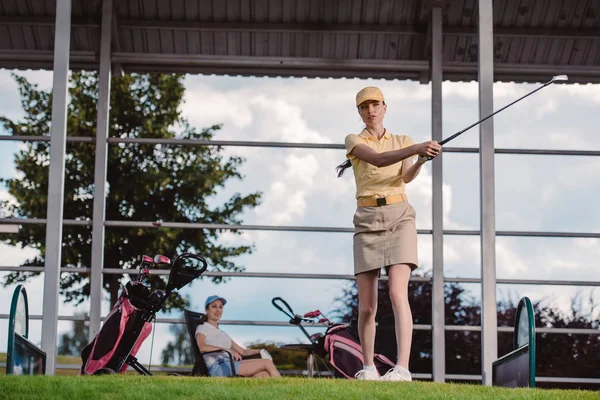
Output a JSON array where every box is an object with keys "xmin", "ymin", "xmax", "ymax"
[{"xmin": 1, "ymin": 0, "xmax": 598, "ymax": 82}]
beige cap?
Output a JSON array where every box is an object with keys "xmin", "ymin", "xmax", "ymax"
[{"xmin": 356, "ymin": 86, "xmax": 385, "ymax": 107}]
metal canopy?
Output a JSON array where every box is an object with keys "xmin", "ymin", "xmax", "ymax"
[{"xmin": 1, "ymin": 0, "xmax": 599, "ymax": 83}]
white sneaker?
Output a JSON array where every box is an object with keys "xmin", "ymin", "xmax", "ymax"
[
  {"xmin": 379, "ymin": 366, "xmax": 412, "ymax": 382},
  {"xmin": 354, "ymin": 369, "xmax": 379, "ymax": 380}
]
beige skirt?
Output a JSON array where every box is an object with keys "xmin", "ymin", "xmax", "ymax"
[{"xmin": 353, "ymin": 202, "xmax": 419, "ymax": 275}]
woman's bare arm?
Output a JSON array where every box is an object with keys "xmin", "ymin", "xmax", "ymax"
[
  {"xmin": 231, "ymin": 340, "xmax": 260, "ymax": 358},
  {"xmin": 350, "ymin": 141, "xmax": 440, "ymax": 168}
]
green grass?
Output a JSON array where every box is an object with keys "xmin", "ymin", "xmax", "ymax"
[{"xmin": 0, "ymin": 376, "xmax": 597, "ymax": 400}]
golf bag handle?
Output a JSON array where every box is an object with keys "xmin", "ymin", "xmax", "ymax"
[
  {"xmin": 272, "ymin": 297, "xmax": 296, "ymax": 320},
  {"xmin": 174, "ymin": 253, "xmax": 208, "ymax": 275},
  {"xmin": 162, "ymin": 253, "xmax": 209, "ymax": 308},
  {"xmin": 272, "ymin": 297, "xmax": 318, "ymax": 343}
]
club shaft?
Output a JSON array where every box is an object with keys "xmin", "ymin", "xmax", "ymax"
[{"xmin": 439, "ymin": 79, "xmax": 553, "ymax": 146}]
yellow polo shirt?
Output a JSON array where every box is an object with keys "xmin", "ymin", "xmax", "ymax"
[{"xmin": 345, "ymin": 129, "xmax": 415, "ymax": 199}]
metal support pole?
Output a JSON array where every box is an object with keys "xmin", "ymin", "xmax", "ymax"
[
  {"xmin": 478, "ymin": 0, "xmax": 497, "ymax": 386},
  {"xmin": 41, "ymin": 0, "xmax": 72, "ymax": 376},
  {"xmin": 89, "ymin": 0, "xmax": 113, "ymax": 341},
  {"xmin": 430, "ymin": 3, "xmax": 445, "ymax": 383},
  {"xmin": 0, "ymin": 225, "xmax": 19, "ymax": 233}
]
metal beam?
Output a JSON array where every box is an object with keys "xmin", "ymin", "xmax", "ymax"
[
  {"xmin": 430, "ymin": 2, "xmax": 445, "ymax": 384},
  {"xmin": 3, "ymin": 218, "xmax": 600, "ymax": 238},
  {"xmin": 0, "ymin": 17, "xmax": 421, "ymax": 34},
  {"xmin": 0, "ymin": 50, "xmax": 96, "ymax": 63},
  {"xmin": 478, "ymin": 0, "xmax": 497, "ymax": 386},
  {"xmin": 89, "ymin": 0, "xmax": 113, "ymax": 344},
  {"xmin": 1, "ymin": 49, "xmax": 600, "ymax": 83},
  {"xmin": 110, "ymin": 3, "xmax": 124, "ymax": 77},
  {"xmin": 0, "ymin": 225, "xmax": 19, "ymax": 233},
  {"xmin": 41, "ymin": 0, "xmax": 71, "ymax": 376},
  {"xmin": 110, "ymin": 53, "xmax": 428, "ymax": 71},
  {"xmin": 3, "ymin": 16, "xmax": 600, "ymax": 39},
  {"xmin": 2, "ymin": 265, "xmax": 599, "ymax": 288},
  {"xmin": 444, "ymin": 26, "xmax": 600, "ymax": 39},
  {"xmin": 2, "ymin": 135, "xmax": 600, "ymax": 157},
  {"xmin": 108, "ymin": 137, "xmax": 345, "ymax": 149},
  {"xmin": 442, "ymin": 147, "xmax": 600, "ymax": 157},
  {"xmin": 2, "ymin": 311, "xmax": 598, "ymax": 336}
]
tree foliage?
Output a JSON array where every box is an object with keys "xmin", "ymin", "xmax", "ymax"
[
  {"xmin": 161, "ymin": 322, "xmax": 194, "ymax": 366},
  {"xmin": 0, "ymin": 72, "xmax": 260, "ymax": 310},
  {"xmin": 58, "ymin": 316, "xmax": 89, "ymax": 356}
]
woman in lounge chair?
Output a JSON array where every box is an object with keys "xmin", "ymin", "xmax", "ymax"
[{"xmin": 196, "ymin": 295, "xmax": 281, "ymax": 378}]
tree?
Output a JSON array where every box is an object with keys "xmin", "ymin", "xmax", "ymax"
[
  {"xmin": 0, "ymin": 72, "xmax": 261, "ymax": 311},
  {"xmin": 57, "ymin": 315, "xmax": 89, "ymax": 356},
  {"xmin": 245, "ymin": 342, "xmax": 313, "ymax": 371},
  {"xmin": 161, "ymin": 323, "xmax": 194, "ymax": 366}
]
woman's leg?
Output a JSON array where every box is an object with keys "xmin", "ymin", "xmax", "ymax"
[
  {"xmin": 387, "ymin": 264, "xmax": 413, "ymax": 369},
  {"xmin": 356, "ymin": 269, "xmax": 380, "ymax": 366},
  {"xmin": 237, "ymin": 359, "xmax": 281, "ymax": 378}
]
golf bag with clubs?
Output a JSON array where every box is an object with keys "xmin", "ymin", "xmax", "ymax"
[
  {"xmin": 80, "ymin": 253, "xmax": 207, "ymax": 375},
  {"xmin": 272, "ymin": 297, "xmax": 394, "ymax": 378}
]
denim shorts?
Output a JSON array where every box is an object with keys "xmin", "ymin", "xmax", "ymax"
[{"xmin": 207, "ymin": 358, "xmax": 242, "ymax": 377}]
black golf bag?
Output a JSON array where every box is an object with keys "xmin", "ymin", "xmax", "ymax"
[
  {"xmin": 80, "ymin": 253, "xmax": 207, "ymax": 375},
  {"xmin": 272, "ymin": 297, "xmax": 394, "ymax": 378}
]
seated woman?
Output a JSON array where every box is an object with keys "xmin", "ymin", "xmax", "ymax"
[{"xmin": 196, "ymin": 295, "xmax": 281, "ymax": 378}]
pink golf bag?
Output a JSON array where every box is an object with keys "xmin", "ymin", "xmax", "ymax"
[
  {"xmin": 272, "ymin": 297, "xmax": 394, "ymax": 378},
  {"xmin": 80, "ymin": 253, "xmax": 207, "ymax": 375},
  {"xmin": 80, "ymin": 283, "xmax": 154, "ymax": 375},
  {"xmin": 322, "ymin": 323, "xmax": 395, "ymax": 378}
]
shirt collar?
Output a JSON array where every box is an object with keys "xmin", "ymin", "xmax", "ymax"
[{"xmin": 359, "ymin": 128, "xmax": 391, "ymax": 140}]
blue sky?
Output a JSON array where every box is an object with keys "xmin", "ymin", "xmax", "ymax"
[{"xmin": 0, "ymin": 69, "xmax": 599, "ymax": 367}]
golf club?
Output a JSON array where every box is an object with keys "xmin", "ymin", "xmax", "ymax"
[
  {"xmin": 434, "ymin": 75, "xmax": 568, "ymax": 150},
  {"xmin": 335, "ymin": 75, "xmax": 567, "ymax": 176}
]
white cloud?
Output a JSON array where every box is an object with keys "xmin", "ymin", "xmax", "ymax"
[
  {"xmin": 534, "ymin": 99, "xmax": 558, "ymax": 119},
  {"xmin": 182, "ymin": 85, "xmax": 254, "ymax": 130},
  {"xmin": 250, "ymin": 96, "xmax": 331, "ymax": 144},
  {"xmin": 443, "ymin": 81, "xmax": 479, "ymax": 100},
  {"xmin": 441, "ymin": 81, "xmax": 530, "ymax": 102},
  {"xmin": 255, "ymin": 180, "xmax": 306, "ymax": 225},
  {"xmin": 495, "ymin": 241, "xmax": 528, "ymax": 276},
  {"xmin": 0, "ymin": 242, "xmax": 39, "ymax": 267},
  {"xmin": 0, "ymin": 189, "xmax": 16, "ymax": 208},
  {"xmin": 557, "ymin": 83, "xmax": 600, "ymax": 103}
]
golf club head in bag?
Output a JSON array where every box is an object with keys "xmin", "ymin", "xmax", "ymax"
[{"xmin": 154, "ymin": 254, "xmax": 171, "ymax": 266}]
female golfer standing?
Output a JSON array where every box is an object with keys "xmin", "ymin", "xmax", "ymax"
[{"xmin": 337, "ymin": 87, "xmax": 441, "ymax": 381}]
